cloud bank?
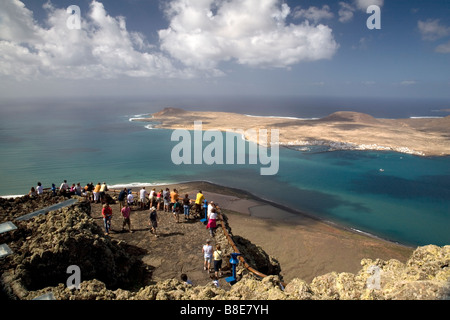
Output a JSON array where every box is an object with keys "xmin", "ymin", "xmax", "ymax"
[
  {"xmin": 0, "ymin": 0, "xmax": 339, "ymax": 81},
  {"xmin": 0, "ymin": 0, "xmax": 188, "ymax": 80},
  {"xmin": 159, "ymin": 0, "xmax": 339, "ymax": 70}
]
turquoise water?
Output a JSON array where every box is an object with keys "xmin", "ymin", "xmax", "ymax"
[{"xmin": 0, "ymin": 100, "xmax": 449, "ymax": 246}]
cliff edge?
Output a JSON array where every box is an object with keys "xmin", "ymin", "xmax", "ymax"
[{"xmin": 0, "ymin": 196, "xmax": 448, "ymax": 300}]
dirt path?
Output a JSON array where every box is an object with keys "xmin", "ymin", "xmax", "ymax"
[{"xmin": 90, "ymin": 199, "xmax": 231, "ymax": 288}]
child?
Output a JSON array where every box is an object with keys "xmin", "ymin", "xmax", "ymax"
[
  {"xmin": 172, "ymin": 200, "xmax": 181, "ymax": 223},
  {"xmin": 202, "ymin": 239, "xmax": 213, "ymax": 272},
  {"xmin": 149, "ymin": 206, "xmax": 158, "ymax": 238},
  {"xmin": 181, "ymin": 273, "xmax": 192, "ymax": 285}
]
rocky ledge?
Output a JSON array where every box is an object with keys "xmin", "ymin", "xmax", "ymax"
[{"xmin": 0, "ymin": 196, "xmax": 448, "ymax": 300}]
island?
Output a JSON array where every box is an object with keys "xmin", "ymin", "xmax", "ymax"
[{"xmin": 136, "ymin": 108, "xmax": 450, "ymax": 157}]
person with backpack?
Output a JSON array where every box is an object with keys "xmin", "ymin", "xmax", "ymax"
[{"xmin": 118, "ymin": 188, "xmax": 127, "ymax": 210}]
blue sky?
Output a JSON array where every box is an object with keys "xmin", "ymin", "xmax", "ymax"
[{"xmin": 1, "ymin": 0, "xmax": 449, "ymax": 101}]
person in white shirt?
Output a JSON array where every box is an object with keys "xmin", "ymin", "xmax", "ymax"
[
  {"xmin": 127, "ymin": 191, "xmax": 134, "ymax": 207},
  {"xmin": 139, "ymin": 187, "xmax": 148, "ymax": 210},
  {"xmin": 207, "ymin": 209, "xmax": 218, "ymax": 237},
  {"xmin": 36, "ymin": 182, "xmax": 43, "ymax": 195},
  {"xmin": 59, "ymin": 180, "xmax": 69, "ymax": 196},
  {"xmin": 100, "ymin": 182, "xmax": 108, "ymax": 202},
  {"xmin": 202, "ymin": 239, "xmax": 213, "ymax": 272},
  {"xmin": 207, "ymin": 201, "xmax": 215, "ymax": 219}
]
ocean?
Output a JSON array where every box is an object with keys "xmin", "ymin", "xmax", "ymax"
[{"xmin": 0, "ymin": 96, "xmax": 449, "ymax": 247}]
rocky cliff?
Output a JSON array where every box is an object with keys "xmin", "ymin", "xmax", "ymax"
[{"xmin": 0, "ymin": 196, "xmax": 448, "ymax": 300}]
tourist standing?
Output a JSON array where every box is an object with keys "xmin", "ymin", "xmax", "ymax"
[
  {"xmin": 213, "ymin": 244, "xmax": 223, "ymax": 278},
  {"xmin": 163, "ymin": 188, "xmax": 170, "ymax": 212},
  {"xmin": 60, "ymin": 180, "xmax": 69, "ymax": 196},
  {"xmin": 149, "ymin": 188, "xmax": 157, "ymax": 208},
  {"xmin": 207, "ymin": 201, "xmax": 215, "ymax": 219},
  {"xmin": 172, "ymin": 200, "xmax": 181, "ymax": 223},
  {"xmin": 93, "ymin": 182, "xmax": 101, "ymax": 203},
  {"xmin": 75, "ymin": 183, "xmax": 82, "ymax": 196},
  {"xmin": 139, "ymin": 187, "xmax": 148, "ymax": 210},
  {"xmin": 206, "ymin": 208, "xmax": 217, "ymax": 237},
  {"xmin": 121, "ymin": 203, "xmax": 132, "ymax": 233},
  {"xmin": 149, "ymin": 206, "xmax": 158, "ymax": 237},
  {"xmin": 100, "ymin": 182, "xmax": 108, "ymax": 202},
  {"xmin": 102, "ymin": 203, "xmax": 113, "ymax": 235},
  {"xmin": 170, "ymin": 188, "xmax": 179, "ymax": 211},
  {"xmin": 127, "ymin": 190, "xmax": 134, "ymax": 207},
  {"xmin": 51, "ymin": 183, "xmax": 57, "ymax": 196},
  {"xmin": 70, "ymin": 184, "xmax": 76, "ymax": 195},
  {"xmin": 118, "ymin": 188, "xmax": 127, "ymax": 210},
  {"xmin": 202, "ymin": 239, "xmax": 213, "ymax": 272},
  {"xmin": 84, "ymin": 182, "xmax": 94, "ymax": 202},
  {"xmin": 183, "ymin": 194, "xmax": 190, "ymax": 220},
  {"xmin": 156, "ymin": 189, "xmax": 163, "ymax": 211},
  {"xmin": 195, "ymin": 190, "xmax": 205, "ymax": 215}
]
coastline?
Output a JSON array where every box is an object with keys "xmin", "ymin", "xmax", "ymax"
[
  {"xmin": 0, "ymin": 179, "xmax": 415, "ymax": 284},
  {"xmin": 108, "ymin": 180, "xmax": 415, "ymax": 283},
  {"xmin": 123, "ymin": 179, "xmax": 415, "ymax": 246},
  {"xmin": 1, "ymin": 179, "xmax": 422, "ymax": 249},
  {"xmin": 139, "ymin": 108, "xmax": 450, "ymax": 157}
]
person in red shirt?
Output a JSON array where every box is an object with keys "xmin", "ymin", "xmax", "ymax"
[
  {"xmin": 121, "ymin": 203, "xmax": 132, "ymax": 233},
  {"xmin": 102, "ymin": 203, "xmax": 113, "ymax": 235}
]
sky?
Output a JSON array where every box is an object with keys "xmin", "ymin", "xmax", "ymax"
[{"xmin": 0, "ymin": 0, "xmax": 450, "ymax": 102}]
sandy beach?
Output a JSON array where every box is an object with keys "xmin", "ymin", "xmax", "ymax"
[{"xmin": 107, "ymin": 181, "xmax": 414, "ymax": 284}]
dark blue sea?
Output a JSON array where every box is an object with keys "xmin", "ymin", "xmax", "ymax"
[{"xmin": 0, "ymin": 95, "xmax": 449, "ymax": 246}]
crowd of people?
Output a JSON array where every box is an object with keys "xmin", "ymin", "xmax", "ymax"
[
  {"xmin": 28, "ymin": 180, "xmax": 224, "ymax": 286},
  {"xmin": 28, "ymin": 180, "xmax": 110, "ymax": 202},
  {"xmin": 104, "ymin": 187, "xmax": 224, "ymax": 285}
]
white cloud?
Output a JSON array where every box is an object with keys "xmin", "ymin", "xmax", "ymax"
[
  {"xmin": 0, "ymin": 0, "xmax": 192, "ymax": 81},
  {"xmin": 158, "ymin": 0, "xmax": 339, "ymax": 69},
  {"xmin": 338, "ymin": 0, "xmax": 383, "ymax": 23},
  {"xmin": 400, "ymin": 80, "xmax": 417, "ymax": 86},
  {"xmin": 417, "ymin": 19, "xmax": 450, "ymax": 54},
  {"xmin": 418, "ymin": 19, "xmax": 450, "ymax": 41},
  {"xmin": 0, "ymin": 0, "xmax": 340, "ymax": 82},
  {"xmin": 338, "ymin": 2, "xmax": 355, "ymax": 23},
  {"xmin": 435, "ymin": 41, "xmax": 450, "ymax": 54},
  {"xmin": 293, "ymin": 5, "xmax": 334, "ymax": 23}
]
